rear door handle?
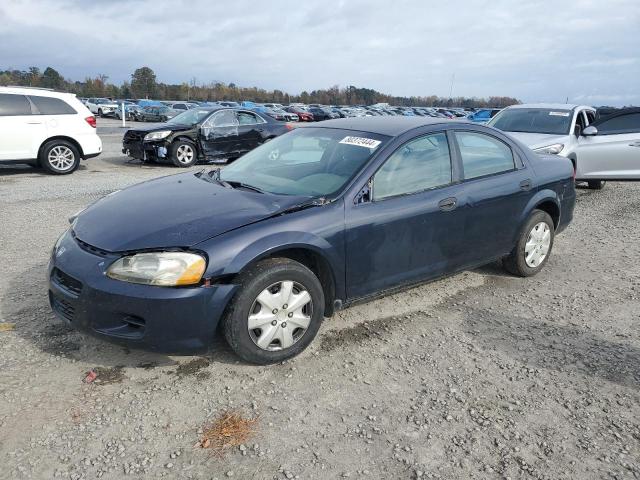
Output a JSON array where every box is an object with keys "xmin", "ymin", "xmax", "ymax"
[
  {"xmin": 629, "ymin": 141, "xmax": 640, "ymax": 147},
  {"xmin": 438, "ymin": 197, "xmax": 457, "ymax": 211},
  {"xmin": 27, "ymin": 121, "xmax": 43, "ymax": 125},
  {"xmin": 520, "ymin": 179, "xmax": 532, "ymax": 191}
]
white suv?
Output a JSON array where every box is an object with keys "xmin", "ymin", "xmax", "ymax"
[{"xmin": 0, "ymin": 87, "xmax": 102, "ymax": 174}]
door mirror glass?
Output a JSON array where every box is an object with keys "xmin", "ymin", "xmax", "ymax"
[{"xmin": 582, "ymin": 125, "xmax": 598, "ymax": 136}]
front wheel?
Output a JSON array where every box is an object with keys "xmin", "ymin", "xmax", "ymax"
[
  {"xmin": 169, "ymin": 139, "xmax": 197, "ymax": 167},
  {"xmin": 222, "ymin": 258, "xmax": 325, "ymax": 364},
  {"xmin": 503, "ymin": 210, "xmax": 555, "ymax": 277}
]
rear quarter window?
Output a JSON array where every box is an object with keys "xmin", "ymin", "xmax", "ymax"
[
  {"xmin": 29, "ymin": 96, "xmax": 77, "ymax": 115},
  {"xmin": 0, "ymin": 93, "xmax": 32, "ymax": 116}
]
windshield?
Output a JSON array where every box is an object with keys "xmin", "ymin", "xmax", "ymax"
[
  {"xmin": 167, "ymin": 108, "xmax": 213, "ymax": 126},
  {"xmin": 489, "ymin": 108, "xmax": 572, "ymax": 135},
  {"xmin": 219, "ymin": 127, "xmax": 389, "ymax": 197}
]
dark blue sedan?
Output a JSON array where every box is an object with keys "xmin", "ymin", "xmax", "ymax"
[{"xmin": 48, "ymin": 117, "xmax": 575, "ymax": 364}]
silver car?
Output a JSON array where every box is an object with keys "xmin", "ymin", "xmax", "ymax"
[{"xmin": 489, "ymin": 103, "xmax": 640, "ymax": 189}]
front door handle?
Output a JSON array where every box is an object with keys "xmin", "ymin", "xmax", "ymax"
[
  {"xmin": 629, "ymin": 141, "xmax": 640, "ymax": 148},
  {"xmin": 520, "ymin": 179, "xmax": 532, "ymax": 191},
  {"xmin": 26, "ymin": 121, "xmax": 43, "ymax": 125},
  {"xmin": 438, "ymin": 197, "xmax": 457, "ymax": 211}
]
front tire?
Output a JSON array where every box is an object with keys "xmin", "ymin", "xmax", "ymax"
[
  {"xmin": 169, "ymin": 139, "xmax": 197, "ymax": 167},
  {"xmin": 587, "ymin": 180, "xmax": 606, "ymax": 190},
  {"xmin": 222, "ymin": 258, "xmax": 325, "ymax": 364},
  {"xmin": 39, "ymin": 140, "xmax": 80, "ymax": 175},
  {"xmin": 503, "ymin": 210, "xmax": 555, "ymax": 277}
]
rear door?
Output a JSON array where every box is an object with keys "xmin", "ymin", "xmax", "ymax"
[
  {"xmin": 576, "ymin": 111, "xmax": 640, "ymax": 179},
  {"xmin": 28, "ymin": 95, "xmax": 80, "ymax": 144},
  {"xmin": 452, "ymin": 129, "xmax": 533, "ymax": 265},
  {"xmin": 199, "ymin": 110, "xmax": 239, "ymax": 160},
  {"xmin": 234, "ymin": 110, "xmax": 265, "ymax": 155},
  {"xmin": 0, "ymin": 93, "xmax": 45, "ymax": 160}
]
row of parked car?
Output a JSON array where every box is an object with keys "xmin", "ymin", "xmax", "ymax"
[
  {"xmin": 2, "ymin": 86, "xmax": 638, "ymax": 187},
  {"xmin": 79, "ymin": 96, "xmax": 501, "ymax": 124}
]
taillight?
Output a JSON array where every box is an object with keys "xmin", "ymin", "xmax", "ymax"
[
  {"xmin": 285, "ymin": 123, "xmax": 295, "ymax": 130},
  {"xmin": 85, "ymin": 116, "xmax": 97, "ymax": 128}
]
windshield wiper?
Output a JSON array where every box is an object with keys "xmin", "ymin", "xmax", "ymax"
[
  {"xmin": 278, "ymin": 197, "xmax": 329, "ymax": 215},
  {"xmin": 196, "ymin": 168, "xmax": 232, "ymax": 188},
  {"xmin": 224, "ymin": 180, "xmax": 266, "ymax": 194}
]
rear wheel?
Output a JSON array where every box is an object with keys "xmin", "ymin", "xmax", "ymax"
[
  {"xmin": 39, "ymin": 140, "xmax": 80, "ymax": 175},
  {"xmin": 587, "ymin": 180, "xmax": 606, "ymax": 190},
  {"xmin": 503, "ymin": 210, "xmax": 555, "ymax": 277},
  {"xmin": 169, "ymin": 139, "xmax": 197, "ymax": 167},
  {"xmin": 222, "ymin": 258, "xmax": 325, "ymax": 364}
]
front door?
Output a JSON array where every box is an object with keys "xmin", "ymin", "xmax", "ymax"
[
  {"xmin": 576, "ymin": 111, "xmax": 640, "ymax": 179},
  {"xmin": 199, "ymin": 110, "xmax": 239, "ymax": 161},
  {"xmin": 345, "ymin": 131, "xmax": 466, "ymax": 299}
]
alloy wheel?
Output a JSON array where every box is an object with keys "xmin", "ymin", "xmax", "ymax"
[
  {"xmin": 176, "ymin": 145, "xmax": 194, "ymax": 164},
  {"xmin": 247, "ymin": 280, "xmax": 313, "ymax": 351},
  {"xmin": 524, "ymin": 221, "xmax": 551, "ymax": 267},
  {"xmin": 47, "ymin": 146, "xmax": 76, "ymax": 171}
]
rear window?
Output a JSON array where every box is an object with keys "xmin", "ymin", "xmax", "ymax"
[
  {"xmin": 29, "ymin": 96, "xmax": 77, "ymax": 115},
  {"xmin": 0, "ymin": 94, "xmax": 32, "ymax": 116}
]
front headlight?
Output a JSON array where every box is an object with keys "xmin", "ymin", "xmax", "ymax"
[
  {"xmin": 106, "ymin": 252, "xmax": 206, "ymax": 286},
  {"xmin": 534, "ymin": 143, "xmax": 564, "ymax": 155},
  {"xmin": 143, "ymin": 130, "xmax": 172, "ymax": 141}
]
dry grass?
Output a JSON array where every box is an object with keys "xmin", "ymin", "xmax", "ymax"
[{"xmin": 197, "ymin": 411, "xmax": 258, "ymax": 455}]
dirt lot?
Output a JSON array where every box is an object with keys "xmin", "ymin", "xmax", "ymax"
[{"xmin": 0, "ymin": 118, "xmax": 639, "ymax": 479}]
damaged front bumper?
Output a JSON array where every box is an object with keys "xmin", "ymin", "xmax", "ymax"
[{"xmin": 122, "ymin": 138, "xmax": 169, "ymax": 163}]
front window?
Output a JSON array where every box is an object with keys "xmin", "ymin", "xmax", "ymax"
[
  {"xmin": 167, "ymin": 108, "xmax": 213, "ymax": 126},
  {"xmin": 489, "ymin": 108, "xmax": 573, "ymax": 135},
  {"xmin": 219, "ymin": 127, "xmax": 389, "ymax": 197},
  {"xmin": 373, "ymin": 133, "xmax": 452, "ymax": 200}
]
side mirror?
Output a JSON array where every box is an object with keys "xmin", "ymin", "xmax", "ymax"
[{"xmin": 582, "ymin": 125, "xmax": 598, "ymax": 136}]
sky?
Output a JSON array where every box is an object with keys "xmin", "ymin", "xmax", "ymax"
[{"xmin": 1, "ymin": 0, "xmax": 639, "ymax": 105}]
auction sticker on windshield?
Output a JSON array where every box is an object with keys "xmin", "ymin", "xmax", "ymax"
[
  {"xmin": 339, "ymin": 136, "xmax": 382, "ymax": 149},
  {"xmin": 549, "ymin": 111, "xmax": 570, "ymax": 117}
]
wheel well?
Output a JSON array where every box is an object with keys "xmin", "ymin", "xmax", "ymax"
[
  {"xmin": 246, "ymin": 248, "xmax": 337, "ymax": 317},
  {"xmin": 38, "ymin": 136, "xmax": 85, "ymax": 161},
  {"xmin": 535, "ymin": 201, "xmax": 560, "ymax": 229}
]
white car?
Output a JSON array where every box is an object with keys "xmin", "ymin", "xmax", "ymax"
[
  {"xmin": 0, "ymin": 86, "xmax": 102, "ymax": 174},
  {"xmin": 489, "ymin": 103, "xmax": 640, "ymax": 189},
  {"xmin": 85, "ymin": 97, "xmax": 119, "ymax": 117}
]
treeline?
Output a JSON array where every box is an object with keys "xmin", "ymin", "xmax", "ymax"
[{"xmin": 0, "ymin": 66, "xmax": 520, "ymax": 108}]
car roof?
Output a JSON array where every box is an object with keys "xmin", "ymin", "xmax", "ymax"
[
  {"xmin": 506, "ymin": 103, "xmax": 593, "ymax": 111},
  {"xmin": 300, "ymin": 116, "xmax": 461, "ymax": 136},
  {"xmin": 0, "ymin": 86, "xmax": 76, "ymax": 98}
]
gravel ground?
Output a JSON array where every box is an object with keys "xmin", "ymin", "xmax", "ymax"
[{"xmin": 0, "ymin": 118, "xmax": 639, "ymax": 479}]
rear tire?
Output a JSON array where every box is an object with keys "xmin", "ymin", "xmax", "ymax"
[
  {"xmin": 222, "ymin": 258, "xmax": 325, "ymax": 364},
  {"xmin": 169, "ymin": 139, "xmax": 197, "ymax": 167},
  {"xmin": 39, "ymin": 140, "xmax": 80, "ymax": 175},
  {"xmin": 587, "ymin": 180, "xmax": 606, "ymax": 190},
  {"xmin": 503, "ymin": 210, "xmax": 555, "ymax": 277}
]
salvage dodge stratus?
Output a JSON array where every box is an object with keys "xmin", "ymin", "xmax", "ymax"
[{"xmin": 49, "ymin": 117, "xmax": 575, "ymax": 364}]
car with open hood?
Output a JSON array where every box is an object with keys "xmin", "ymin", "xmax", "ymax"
[
  {"xmin": 50, "ymin": 117, "xmax": 575, "ymax": 364},
  {"xmin": 122, "ymin": 107, "xmax": 293, "ymax": 167}
]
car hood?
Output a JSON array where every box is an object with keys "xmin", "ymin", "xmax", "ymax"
[
  {"xmin": 72, "ymin": 172, "xmax": 308, "ymax": 252},
  {"xmin": 505, "ymin": 132, "xmax": 569, "ymax": 150},
  {"xmin": 126, "ymin": 123, "xmax": 193, "ymax": 134}
]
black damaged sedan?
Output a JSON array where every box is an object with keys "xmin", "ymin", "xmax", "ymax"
[{"xmin": 122, "ymin": 107, "xmax": 293, "ymax": 167}]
